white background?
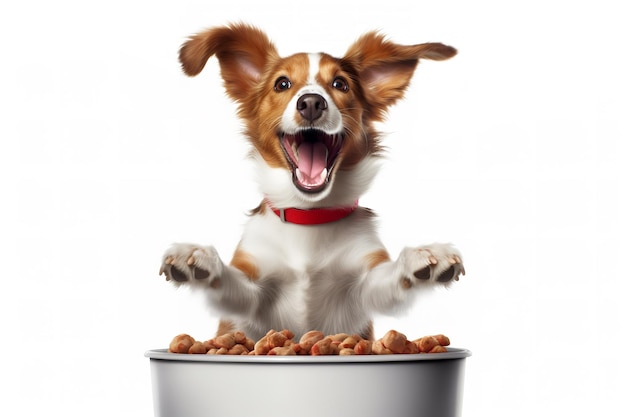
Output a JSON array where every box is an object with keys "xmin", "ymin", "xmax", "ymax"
[{"xmin": 1, "ymin": 0, "xmax": 624, "ymax": 415}]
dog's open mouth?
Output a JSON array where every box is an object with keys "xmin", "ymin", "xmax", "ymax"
[{"xmin": 280, "ymin": 129, "xmax": 343, "ymax": 193}]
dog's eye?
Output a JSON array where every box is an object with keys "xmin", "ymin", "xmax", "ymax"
[
  {"xmin": 274, "ymin": 76, "xmax": 292, "ymax": 92},
  {"xmin": 332, "ymin": 76, "xmax": 349, "ymax": 93}
]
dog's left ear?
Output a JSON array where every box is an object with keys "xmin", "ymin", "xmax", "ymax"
[
  {"xmin": 179, "ymin": 23, "xmax": 279, "ymax": 102},
  {"xmin": 343, "ymin": 32, "xmax": 456, "ymax": 120}
]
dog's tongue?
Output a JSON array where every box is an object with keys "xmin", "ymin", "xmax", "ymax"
[{"xmin": 297, "ymin": 141, "xmax": 328, "ymax": 185}]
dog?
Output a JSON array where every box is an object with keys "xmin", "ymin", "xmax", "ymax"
[{"xmin": 159, "ymin": 23, "xmax": 464, "ymax": 341}]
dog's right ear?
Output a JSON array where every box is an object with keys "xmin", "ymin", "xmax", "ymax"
[
  {"xmin": 343, "ymin": 32, "xmax": 456, "ymax": 122},
  {"xmin": 179, "ymin": 23, "xmax": 278, "ymax": 101}
]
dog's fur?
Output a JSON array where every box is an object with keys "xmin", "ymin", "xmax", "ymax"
[{"xmin": 159, "ymin": 23, "xmax": 464, "ymax": 341}]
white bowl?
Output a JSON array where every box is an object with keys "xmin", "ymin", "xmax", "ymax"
[{"xmin": 145, "ymin": 348, "xmax": 471, "ymax": 417}]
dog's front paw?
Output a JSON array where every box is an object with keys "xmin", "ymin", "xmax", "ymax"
[
  {"xmin": 159, "ymin": 243, "xmax": 223, "ymax": 287},
  {"xmin": 399, "ymin": 243, "xmax": 465, "ymax": 288}
]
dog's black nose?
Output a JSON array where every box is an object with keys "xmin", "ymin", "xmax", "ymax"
[{"xmin": 297, "ymin": 94, "xmax": 327, "ymax": 122}]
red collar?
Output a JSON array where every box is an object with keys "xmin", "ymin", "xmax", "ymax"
[{"xmin": 268, "ymin": 200, "xmax": 359, "ymax": 225}]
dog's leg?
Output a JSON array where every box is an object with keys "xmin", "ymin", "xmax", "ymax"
[
  {"xmin": 159, "ymin": 243, "xmax": 259, "ymax": 315},
  {"xmin": 361, "ymin": 243, "xmax": 465, "ymax": 313}
]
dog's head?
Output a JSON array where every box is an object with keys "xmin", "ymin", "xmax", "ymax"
[{"xmin": 179, "ymin": 23, "xmax": 456, "ymax": 206}]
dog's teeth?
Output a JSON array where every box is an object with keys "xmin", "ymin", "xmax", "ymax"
[
  {"xmin": 296, "ymin": 168, "xmax": 304, "ymax": 183},
  {"xmin": 321, "ymin": 167, "xmax": 328, "ymax": 180},
  {"xmin": 292, "ymin": 141, "xmax": 299, "ymax": 161}
]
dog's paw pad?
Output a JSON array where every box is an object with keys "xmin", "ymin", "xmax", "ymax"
[
  {"xmin": 193, "ymin": 266, "xmax": 211, "ymax": 280},
  {"xmin": 413, "ymin": 266, "xmax": 432, "ymax": 281},
  {"xmin": 170, "ymin": 265, "xmax": 191, "ymax": 282},
  {"xmin": 436, "ymin": 265, "xmax": 457, "ymax": 283}
]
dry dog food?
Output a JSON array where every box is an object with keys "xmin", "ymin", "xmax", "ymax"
[{"xmin": 169, "ymin": 329, "xmax": 450, "ymax": 356}]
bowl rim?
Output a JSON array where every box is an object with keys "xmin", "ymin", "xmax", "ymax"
[{"xmin": 144, "ymin": 347, "xmax": 471, "ymax": 363}]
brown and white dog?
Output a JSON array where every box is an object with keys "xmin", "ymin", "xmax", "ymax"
[{"xmin": 159, "ymin": 23, "xmax": 464, "ymax": 341}]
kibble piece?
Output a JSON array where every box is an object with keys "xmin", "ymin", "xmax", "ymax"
[
  {"xmin": 243, "ymin": 337, "xmax": 256, "ymax": 351},
  {"xmin": 297, "ymin": 330, "xmax": 325, "ymax": 355},
  {"xmin": 311, "ymin": 337, "xmax": 338, "ymax": 355},
  {"xmin": 254, "ymin": 335, "xmax": 271, "ymax": 355},
  {"xmin": 354, "ymin": 339, "xmax": 372, "ymax": 355},
  {"xmin": 268, "ymin": 346, "xmax": 296, "ymax": 356},
  {"xmin": 188, "ymin": 341, "xmax": 208, "ymax": 354},
  {"xmin": 381, "ymin": 330, "xmax": 408, "ymax": 354},
  {"xmin": 416, "ymin": 336, "xmax": 439, "ymax": 353},
  {"xmin": 214, "ymin": 333, "xmax": 236, "ymax": 350},
  {"xmin": 279, "ymin": 329, "xmax": 295, "ymax": 339},
  {"xmin": 203, "ymin": 339, "xmax": 218, "ymax": 350},
  {"xmin": 328, "ymin": 333, "xmax": 350, "ymax": 342},
  {"xmin": 429, "ymin": 345, "xmax": 448, "ymax": 353},
  {"xmin": 404, "ymin": 340, "xmax": 419, "ymax": 354},
  {"xmin": 339, "ymin": 336, "xmax": 359, "ymax": 350},
  {"xmin": 169, "ymin": 334, "xmax": 195, "ymax": 353},
  {"xmin": 228, "ymin": 344, "xmax": 250, "ymax": 355},
  {"xmin": 268, "ymin": 331, "xmax": 288, "ymax": 349},
  {"xmin": 372, "ymin": 339, "xmax": 392, "ymax": 355},
  {"xmin": 433, "ymin": 334, "xmax": 450, "ymax": 346}
]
